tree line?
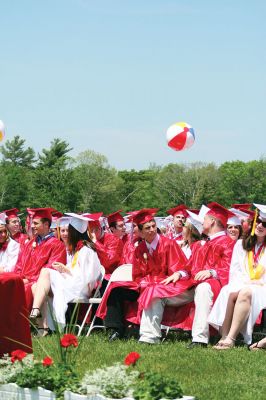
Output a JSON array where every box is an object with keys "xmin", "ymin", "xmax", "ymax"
[{"xmin": 0, "ymin": 136, "xmax": 265, "ymax": 216}]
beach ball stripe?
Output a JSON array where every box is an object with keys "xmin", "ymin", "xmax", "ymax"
[
  {"xmin": 166, "ymin": 122, "xmax": 195, "ymax": 151},
  {"xmin": 0, "ymin": 120, "xmax": 5, "ymax": 142}
]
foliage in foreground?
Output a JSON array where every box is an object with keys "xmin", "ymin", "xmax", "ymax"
[{"xmin": 32, "ymin": 332, "xmax": 266, "ymax": 400}]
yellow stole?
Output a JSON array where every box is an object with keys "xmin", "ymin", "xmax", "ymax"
[
  {"xmin": 247, "ymin": 245, "xmax": 265, "ymax": 280},
  {"xmin": 71, "ymin": 251, "xmax": 79, "ymax": 269}
]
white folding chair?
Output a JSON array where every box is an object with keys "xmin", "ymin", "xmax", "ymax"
[
  {"xmin": 71, "ymin": 265, "xmax": 105, "ymax": 336},
  {"xmin": 85, "ymin": 263, "xmax": 133, "ymax": 336}
]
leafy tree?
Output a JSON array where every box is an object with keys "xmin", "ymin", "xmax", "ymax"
[
  {"xmin": 0, "ymin": 163, "xmax": 32, "ymax": 210},
  {"xmin": 152, "ymin": 162, "xmax": 220, "ymax": 212},
  {"xmin": 28, "ymin": 139, "xmax": 80, "ymax": 211},
  {"xmin": 0, "ymin": 135, "xmax": 35, "ymax": 167},
  {"xmin": 216, "ymin": 161, "xmax": 251, "ymax": 206},
  {"xmin": 38, "ymin": 138, "xmax": 72, "ymax": 168},
  {"xmin": 73, "ymin": 150, "xmax": 123, "ymax": 213},
  {"xmin": 118, "ymin": 169, "xmax": 159, "ymax": 212}
]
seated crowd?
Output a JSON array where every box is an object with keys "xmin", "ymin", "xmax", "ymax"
[{"xmin": 1, "ymin": 202, "xmax": 266, "ymax": 351}]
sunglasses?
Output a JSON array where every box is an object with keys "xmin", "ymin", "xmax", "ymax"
[{"xmin": 257, "ymin": 219, "xmax": 266, "ymax": 228}]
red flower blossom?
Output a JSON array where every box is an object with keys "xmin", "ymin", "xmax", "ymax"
[
  {"xmin": 42, "ymin": 356, "xmax": 53, "ymax": 367},
  {"xmin": 60, "ymin": 334, "xmax": 78, "ymax": 348},
  {"xmin": 124, "ymin": 352, "xmax": 140, "ymax": 366},
  {"xmin": 10, "ymin": 350, "xmax": 28, "ymax": 363}
]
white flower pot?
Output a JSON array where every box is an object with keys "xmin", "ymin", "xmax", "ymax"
[
  {"xmin": 64, "ymin": 391, "xmax": 195, "ymax": 400},
  {"xmin": 0, "ymin": 385, "xmax": 195, "ymax": 400},
  {"xmin": 0, "ymin": 383, "xmax": 56, "ymax": 399}
]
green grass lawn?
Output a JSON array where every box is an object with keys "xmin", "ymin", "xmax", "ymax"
[{"xmin": 33, "ymin": 331, "xmax": 266, "ymax": 400}]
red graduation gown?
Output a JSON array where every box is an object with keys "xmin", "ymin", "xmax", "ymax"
[
  {"xmin": 95, "ymin": 232, "xmax": 124, "ymax": 276},
  {"xmin": 12, "ymin": 232, "xmax": 29, "ymax": 246},
  {"xmin": 137, "ymin": 235, "xmax": 235, "ymax": 329},
  {"xmin": 14, "ymin": 236, "xmax": 66, "ymax": 309},
  {"xmin": 96, "ymin": 235, "xmax": 187, "ymax": 321}
]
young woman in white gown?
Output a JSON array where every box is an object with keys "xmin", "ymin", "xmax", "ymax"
[
  {"xmin": 30, "ymin": 213, "xmax": 102, "ymax": 334},
  {"xmin": 208, "ymin": 204, "xmax": 266, "ymax": 348}
]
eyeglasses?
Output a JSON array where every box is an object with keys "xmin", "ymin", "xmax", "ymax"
[{"xmin": 257, "ymin": 219, "xmax": 266, "ymax": 228}]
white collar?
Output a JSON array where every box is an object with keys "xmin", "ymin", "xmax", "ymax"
[
  {"xmin": 145, "ymin": 234, "xmax": 160, "ymax": 254},
  {"xmin": 208, "ymin": 231, "xmax": 226, "ymax": 241}
]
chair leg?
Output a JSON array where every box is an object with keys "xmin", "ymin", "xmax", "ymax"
[
  {"xmin": 86, "ymin": 314, "xmax": 106, "ymax": 337},
  {"xmin": 77, "ymin": 304, "xmax": 92, "ymax": 337}
]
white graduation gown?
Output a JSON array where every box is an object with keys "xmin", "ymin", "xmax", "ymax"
[
  {"xmin": 208, "ymin": 239, "xmax": 266, "ymax": 344},
  {"xmin": 49, "ymin": 245, "xmax": 102, "ymax": 326},
  {"xmin": 0, "ymin": 238, "xmax": 20, "ymax": 272}
]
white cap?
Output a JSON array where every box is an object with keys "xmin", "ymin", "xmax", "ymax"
[
  {"xmin": 227, "ymin": 215, "xmax": 242, "ymax": 226},
  {"xmin": 229, "ymin": 208, "xmax": 249, "ymax": 220},
  {"xmin": 186, "ymin": 210, "xmax": 203, "ymax": 235},
  {"xmin": 65, "ymin": 213, "xmax": 93, "ymax": 233},
  {"xmin": 51, "ymin": 217, "xmax": 71, "ymax": 229},
  {"xmin": 254, "ymin": 203, "xmax": 266, "ymax": 222},
  {"xmin": 0, "ymin": 213, "xmax": 7, "ymax": 225},
  {"xmin": 59, "ymin": 217, "xmax": 71, "ymax": 227},
  {"xmin": 198, "ymin": 205, "xmax": 210, "ymax": 223},
  {"xmin": 154, "ymin": 217, "xmax": 167, "ymax": 230}
]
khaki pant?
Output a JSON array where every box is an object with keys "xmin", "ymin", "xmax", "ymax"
[{"xmin": 139, "ymin": 282, "xmax": 214, "ymax": 344}]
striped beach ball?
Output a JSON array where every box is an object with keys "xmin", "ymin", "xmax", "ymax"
[
  {"xmin": 166, "ymin": 121, "xmax": 195, "ymax": 151},
  {"xmin": 0, "ymin": 120, "xmax": 5, "ymax": 142}
]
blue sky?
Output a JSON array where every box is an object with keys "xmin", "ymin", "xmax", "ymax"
[{"xmin": 1, "ymin": 0, "xmax": 265, "ymax": 170}]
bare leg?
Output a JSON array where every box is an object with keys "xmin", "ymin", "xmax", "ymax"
[
  {"xmin": 220, "ymin": 292, "xmax": 239, "ymax": 340},
  {"xmin": 31, "ymin": 268, "xmax": 51, "ymax": 315},
  {"xmin": 218, "ymin": 288, "xmax": 252, "ymax": 349}
]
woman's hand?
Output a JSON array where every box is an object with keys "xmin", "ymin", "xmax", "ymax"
[{"xmin": 52, "ymin": 262, "xmax": 72, "ymax": 275}]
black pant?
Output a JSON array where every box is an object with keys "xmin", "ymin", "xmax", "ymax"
[{"xmin": 104, "ymin": 287, "xmax": 139, "ymax": 334}]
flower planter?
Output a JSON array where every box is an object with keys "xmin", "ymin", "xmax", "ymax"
[
  {"xmin": 0, "ymin": 383, "xmax": 56, "ymax": 399},
  {"xmin": 0, "ymin": 384, "xmax": 195, "ymax": 400},
  {"xmin": 64, "ymin": 391, "xmax": 195, "ymax": 400}
]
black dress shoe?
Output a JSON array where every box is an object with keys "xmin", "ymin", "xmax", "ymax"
[
  {"xmin": 109, "ymin": 331, "xmax": 123, "ymax": 342},
  {"xmin": 187, "ymin": 341, "xmax": 207, "ymax": 349}
]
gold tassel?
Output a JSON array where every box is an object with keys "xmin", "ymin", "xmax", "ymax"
[{"xmin": 251, "ymin": 208, "xmax": 258, "ymax": 236}]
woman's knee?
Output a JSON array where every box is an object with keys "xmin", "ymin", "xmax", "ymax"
[
  {"xmin": 237, "ymin": 288, "xmax": 252, "ymax": 302},
  {"xmin": 228, "ymin": 291, "xmax": 239, "ymax": 302}
]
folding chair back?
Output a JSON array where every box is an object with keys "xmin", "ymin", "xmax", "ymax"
[
  {"xmin": 72, "ymin": 265, "xmax": 105, "ymax": 336},
  {"xmin": 109, "ymin": 263, "xmax": 133, "ymax": 283},
  {"xmin": 85, "ymin": 263, "xmax": 133, "ymax": 336}
]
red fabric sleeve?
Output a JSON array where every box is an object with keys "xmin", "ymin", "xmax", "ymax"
[{"xmin": 95, "ymin": 233, "xmax": 123, "ymax": 274}]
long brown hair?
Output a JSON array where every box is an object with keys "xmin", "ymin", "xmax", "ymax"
[
  {"xmin": 242, "ymin": 232, "xmax": 266, "ymax": 251},
  {"xmin": 67, "ymin": 224, "xmax": 96, "ymax": 254}
]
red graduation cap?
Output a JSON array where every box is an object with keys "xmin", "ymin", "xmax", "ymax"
[
  {"xmin": 231, "ymin": 203, "xmax": 252, "ymax": 211},
  {"xmin": 238, "ymin": 208, "xmax": 255, "ymax": 219},
  {"xmin": 188, "ymin": 208, "xmax": 200, "ymax": 215},
  {"xmin": 107, "ymin": 210, "xmax": 124, "ymax": 225},
  {"xmin": 85, "ymin": 212, "xmax": 104, "ymax": 230},
  {"xmin": 27, "ymin": 207, "xmax": 56, "ymax": 221},
  {"xmin": 132, "ymin": 208, "xmax": 159, "ymax": 225},
  {"xmin": 206, "ymin": 202, "xmax": 235, "ymax": 227},
  {"xmin": 166, "ymin": 204, "xmax": 188, "ymax": 218},
  {"xmin": 83, "ymin": 212, "xmax": 103, "ymax": 221},
  {"xmin": 51, "ymin": 211, "xmax": 64, "ymax": 221},
  {"xmin": 3, "ymin": 208, "xmax": 19, "ymax": 219}
]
